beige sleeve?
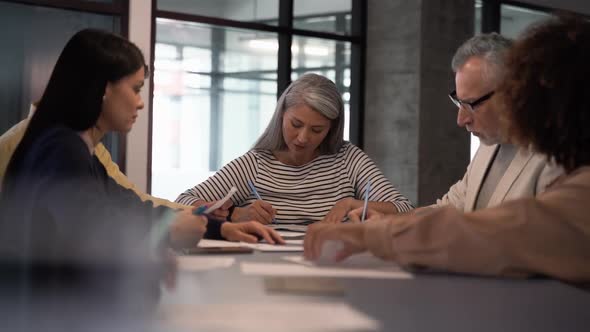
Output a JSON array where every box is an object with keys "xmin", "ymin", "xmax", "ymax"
[
  {"xmin": 94, "ymin": 143, "xmax": 190, "ymax": 210},
  {"xmin": 0, "ymin": 118, "xmax": 30, "ymax": 188},
  {"xmin": 365, "ymin": 169, "xmax": 590, "ymax": 283},
  {"xmin": 433, "ymin": 170, "xmax": 469, "ymax": 211}
]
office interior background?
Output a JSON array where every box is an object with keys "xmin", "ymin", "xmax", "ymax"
[{"xmin": 1, "ymin": 0, "xmax": 589, "ymax": 206}]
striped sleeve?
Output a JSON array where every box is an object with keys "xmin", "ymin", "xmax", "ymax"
[
  {"xmin": 344, "ymin": 144, "xmax": 414, "ymax": 213},
  {"xmin": 175, "ymin": 151, "xmax": 259, "ymax": 206}
]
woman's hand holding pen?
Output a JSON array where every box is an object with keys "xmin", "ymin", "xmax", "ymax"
[
  {"xmin": 231, "ymin": 200, "xmax": 276, "ymax": 225},
  {"xmin": 192, "ymin": 200, "xmax": 232, "ymax": 220},
  {"xmin": 324, "ymin": 180, "xmax": 375, "ymax": 224},
  {"xmin": 322, "ymin": 197, "xmax": 355, "ymax": 223},
  {"xmin": 169, "ymin": 209, "xmax": 208, "ymax": 248},
  {"xmin": 347, "ymin": 207, "xmax": 383, "ymax": 223}
]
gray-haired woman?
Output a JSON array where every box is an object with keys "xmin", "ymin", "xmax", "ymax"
[{"xmin": 176, "ymin": 73, "xmax": 413, "ymax": 225}]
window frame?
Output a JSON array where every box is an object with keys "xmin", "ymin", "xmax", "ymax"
[
  {"xmin": 148, "ymin": 0, "xmax": 367, "ymax": 192},
  {"xmin": 1, "ymin": 0, "xmax": 130, "ymax": 169},
  {"xmin": 479, "ymin": 0, "xmax": 589, "ymax": 33}
]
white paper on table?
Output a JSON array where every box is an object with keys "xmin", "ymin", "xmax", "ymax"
[
  {"xmin": 239, "ymin": 242, "xmax": 303, "ymax": 252},
  {"xmin": 260, "ymin": 238, "xmax": 303, "ymax": 245},
  {"xmin": 284, "ymin": 239, "xmax": 303, "ymax": 245},
  {"xmin": 276, "ymin": 230, "xmax": 305, "ymax": 239},
  {"xmin": 157, "ymin": 302, "xmax": 380, "ymax": 332},
  {"xmin": 284, "ymin": 252, "xmax": 410, "ymax": 270},
  {"xmin": 241, "ymin": 255, "xmax": 413, "ymax": 279},
  {"xmin": 198, "ymin": 239, "xmax": 303, "ymax": 251},
  {"xmin": 269, "ymin": 224, "xmax": 308, "ymax": 233},
  {"xmin": 177, "ymin": 256, "xmax": 235, "ymax": 272},
  {"xmin": 197, "ymin": 239, "xmax": 245, "ymax": 248}
]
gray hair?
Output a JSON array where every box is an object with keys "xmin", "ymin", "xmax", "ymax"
[
  {"xmin": 253, "ymin": 73, "xmax": 344, "ymax": 154},
  {"xmin": 451, "ymin": 32, "xmax": 513, "ymax": 83}
]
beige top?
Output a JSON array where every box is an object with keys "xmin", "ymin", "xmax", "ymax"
[
  {"xmin": 475, "ymin": 144, "xmax": 518, "ymax": 209},
  {"xmin": 436, "ymin": 144, "xmax": 563, "ymax": 212},
  {"xmin": 365, "ymin": 166, "xmax": 590, "ymax": 283}
]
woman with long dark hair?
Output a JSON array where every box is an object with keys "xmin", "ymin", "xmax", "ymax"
[
  {"xmin": 0, "ymin": 29, "xmax": 206, "ymax": 265},
  {"xmin": 0, "ymin": 29, "xmax": 281, "ymax": 280}
]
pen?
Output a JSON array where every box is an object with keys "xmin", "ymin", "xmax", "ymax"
[
  {"xmin": 192, "ymin": 186, "xmax": 237, "ymax": 217},
  {"xmin": 204, "ymin": 186, "xmax": 237, "ymax": 214},
  {"xmin": 247, "ymin": 180, "xmax": 276, "ymax": 224},
  {"xmin": 361, "ymin": 179, "xmax": 371, "ymax": 223},
  {"xmin": 192, "ymin": 205, "xmax": 224, "ymax": 224},
  {"xmin": 247, "ymin": 180, "xmax": 262, "ymax": 201},
  {"xmin": 193, "ymin": 205, "xmax": 208, "ymax": 216}
]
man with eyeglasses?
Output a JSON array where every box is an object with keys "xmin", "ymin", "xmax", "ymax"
[{"xmin": 437, "ymin": 32, "xmax": 563, "ymax": 212}]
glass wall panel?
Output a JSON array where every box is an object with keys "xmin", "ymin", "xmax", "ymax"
[
  {"xmin": 0, "ymin": 2, "xmax": 120, "ymax": 153},
  {"xmin": 474, "ymin": 0, "xmax": 482, "ymax": 34},
  {"xmin": 291, "ymin": 36, "xmax": 350, "ymax": 141},
  {"xmin": 293, "ymin": 0, "xmax": 351, "ymax": 35},
  {"xmin": 158, "ymin": 0, "xmax": 279, "ymax": 25},
  {"xmin": 152, "ymin": 19, "xmax": 277, "ymax": 201},
  {"xmin": 500, "ymin": 4, "xmax": 550, "ymax": 39}
]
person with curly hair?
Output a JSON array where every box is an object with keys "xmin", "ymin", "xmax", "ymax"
[{"xmin": 304, "ymin": 15, "xmax": 590, "ymax": 284}]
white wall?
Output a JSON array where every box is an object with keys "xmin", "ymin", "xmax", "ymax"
[{"xmin": 126, "ymin": 0, "xmax": 152, "ymax": 192}]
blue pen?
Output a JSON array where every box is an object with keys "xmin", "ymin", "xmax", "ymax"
[
  {"xmin": 192, "ymin": 205, "xmax": 225, "ymax": 223},
  {"xmin": 247, "ymin": 180, "xmax": 276, "ymax": 224},
  {"xmin": 361, "ymin": 179, "xmax": 371, "ymax": 223},
  {"xmin": 193, "ymin": 205, "xmax": 208, "ymax": 215}
]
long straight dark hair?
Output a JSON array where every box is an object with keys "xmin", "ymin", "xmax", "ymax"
[{"xmin": 3, "ymin": 29, "xmax": 147, "ymax": 191}]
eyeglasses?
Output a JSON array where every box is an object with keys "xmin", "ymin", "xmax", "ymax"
[{"xmin": 448, "ymin": 90, "xmax": 494, "ymax": 113}]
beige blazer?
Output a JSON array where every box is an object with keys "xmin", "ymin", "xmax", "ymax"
[
  {"xmin": 436, "ymin": 144, "xmax": 563, "ymax": 212},
  {"xmin": 365, "ymin": 166, "xmax": 590, "ymax": 284}
]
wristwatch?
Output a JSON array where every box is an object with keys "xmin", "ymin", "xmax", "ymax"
[{"xmin": 226, "ymin": 205, "xmax": 236, "ymax": 221}]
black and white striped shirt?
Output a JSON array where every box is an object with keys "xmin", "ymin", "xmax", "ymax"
[{"xmin": 176, "ymin": 142, "xmax": 413, "ymax": 223}]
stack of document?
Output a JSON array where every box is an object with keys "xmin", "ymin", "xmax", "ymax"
[
  {"xmin": 158, "ymin": 302, "xmax": 380, "ymax": 331},
  {"xmin": 239, "ymin": 241, "xmax": 303, "ymax": 252},
  {"xmin": 196, "ymin": 238, "xmax": 303, "ymax": 252},
  {"xmin": 275, "ymin": 230, "xmax": 305, "ymax": 240},
  {"xmin": 241, "ymin": 253, "xmax": 413, "ymax": 279},
  {"xmin": 177, "ymin": 256, "xmax": 235, "ymax": 271}
]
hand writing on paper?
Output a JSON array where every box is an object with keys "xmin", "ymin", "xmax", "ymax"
[
  {"xmin": 232, "ymin": 200, "xmax": 276, "ymax": 224},
  {"xmin": 347, "ymin": 207, "xmax": 383, "ymax": 223},
  {"xmin": 321, "ymin": 198, "xmax": 354, "ymax": 224},
  {"xmin": 221, "ymin": 221, "xmax": 285, "ymax": 244},
  {"xmin": 304, "ymin": 223, "xmax": 368, "ymax": 262},
  {"xmin": 322, "ymin": 197, "xmax": 360, "ymax": 224}
]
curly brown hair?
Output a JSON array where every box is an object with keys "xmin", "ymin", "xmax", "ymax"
[{"xmin": 498, "ymin": 15, "xmax": 590, "ymax": 172}]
